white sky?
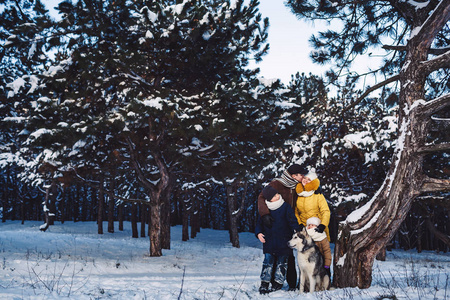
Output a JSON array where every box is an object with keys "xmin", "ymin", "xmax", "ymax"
[{"xmin": 250, "ymin": 1, "xmax": 329, "ymax": 84}]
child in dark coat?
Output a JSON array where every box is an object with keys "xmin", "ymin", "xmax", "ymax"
[{"xmin": 255, "ymin": 185, "xmax": 301, "ymax": 294}]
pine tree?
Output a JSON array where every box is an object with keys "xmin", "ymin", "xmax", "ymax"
[
  {"xmin": 286, "ymin": 0, "xmax": 450, "ymax": 288},
  {"xmin": 3, "ymin": 0, "xmax": 270, "ymax": 256}
]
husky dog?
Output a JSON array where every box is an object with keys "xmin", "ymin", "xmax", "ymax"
[{"xmin": 288, "ymin": 229, "xmax": 330, "ymax": 293}]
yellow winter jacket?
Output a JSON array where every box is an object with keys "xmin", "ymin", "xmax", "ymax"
[{"xmin": 295, "ymin": 179, "xmax": 331, "ymax": 241}]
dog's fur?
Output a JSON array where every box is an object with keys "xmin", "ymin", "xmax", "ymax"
[{"xmin": 288, "ymin": 229, "xmax": 330, "ymax": 293}]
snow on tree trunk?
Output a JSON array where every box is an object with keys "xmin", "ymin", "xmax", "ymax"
[
  {"xmin": 40, "ymin": 180, "xmax": 57, "ymax": 232},
  {"xmin": 334, "ymin": 2, "xmax": 450, "ymax": 288}
]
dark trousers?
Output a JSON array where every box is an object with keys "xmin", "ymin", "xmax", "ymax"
[
  {"xmin": 269, "ymin": 253, "xmax": 297, "ymax": 289},
  {"xmin": 286, "ymin": 253, "xmax": 297, "ymax": 289},
  {"xmin": 261, "ymin": 253, "xmax": 288, "ymax": 285}
]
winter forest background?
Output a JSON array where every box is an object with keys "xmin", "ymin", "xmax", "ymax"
[{"xmin": 0, "ymin": 0, "xmax": 449, "ymax": 292}]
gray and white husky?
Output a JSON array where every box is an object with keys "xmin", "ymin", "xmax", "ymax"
[{"xmin": 288, "ymin": 228, "xmax": 330, "ymax": 293}]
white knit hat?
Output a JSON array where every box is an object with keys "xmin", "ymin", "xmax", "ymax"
[
  {"xmin": 306, "ymin": 217, "xmax": 321, "ymax": 226},
  {"xmin": 305, "ymin": 170, "xmax": 317, "ymax": 181}
]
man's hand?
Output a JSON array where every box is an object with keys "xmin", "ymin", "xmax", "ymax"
[
  {"xmin": 261, "ymin": 214, "xmax": 274, "ymax": 228},
  {"xmin": 257, "ymin": 233, "xmax": 266, "ymax": 243}
]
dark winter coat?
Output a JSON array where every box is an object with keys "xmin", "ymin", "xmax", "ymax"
[
  {"xmin": 257, "ymin": 180, "xmax": 297, "ymax": 217},
  {"xmin": 255, "ymin": 201, "xmax": 300, "ymax": 256}
]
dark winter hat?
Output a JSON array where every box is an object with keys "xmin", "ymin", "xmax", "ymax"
[
  {"xmin": 287, "ymin": 164, "xmax": 307, "ymax": 175},
  {"xmin": 262, "ymin": 185, "xmax": 278, "ymax": 201}
]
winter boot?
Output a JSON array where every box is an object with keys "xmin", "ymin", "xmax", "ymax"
[
  {"xmin": 271, "ymin": 281, "xmax": 283, "ymax": 292},
  {"xmin": 259, "ymin": 281, "xmax": 270, "ymax": 294}
]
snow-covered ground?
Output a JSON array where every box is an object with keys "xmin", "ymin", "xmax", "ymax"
[{"xmin": 0, "ymin": 221, "xmax": 448, "ymax": 299}]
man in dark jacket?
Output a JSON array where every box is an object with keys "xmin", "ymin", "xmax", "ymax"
[
  {"xmin": 257, "ymin": 164, "xmax": 307, "ymax": 290},
  {"xmin": 255, "ymin": 185, "xmax": 300, "ymax": 294}
]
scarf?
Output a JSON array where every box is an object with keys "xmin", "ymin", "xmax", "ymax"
[
  {"xmin": 265, "ymin": 196, "xmax": 285, "ymax": 211},
  {"xmin": 306, "ymin": 228, "xmax": 327, "ymax": 242},
  {"xmin": 298, "ymin": 190, "xmax": 315, "ymax": 197},
  {"xmin": 275, "ymin": 170, "xmax": 298, "ymax": 189}
]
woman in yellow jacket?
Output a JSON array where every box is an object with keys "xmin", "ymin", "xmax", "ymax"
[{"xmin": 295, "ymin": 170, "xmax": 331, "ymax": 241}]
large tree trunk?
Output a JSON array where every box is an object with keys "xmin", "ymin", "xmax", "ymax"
[
  {"xmin": 40, "ymin": 180, "xmax": 57, "ymax": 232},
  {"xmin": 181, "ymin": 191, "xmax": 190, "ymax": 242},
  {"xmin": 97, "ymin": 175, "xmax": 104, "ymax": 234},
  {"xmin": 225, "ymin": 181, "xmax": 248, "ymax": 248},
  {"xmin": 125, "ymin": 130, "xmax": 172, "ymax": 256},
  {"xmin": 334, "ymin": 2, "xmax": 450, "ymax": 288},
  {"xmin": 140, "ymin": 203, "xmax": 146, "ymax": 237},
  {"xmin": 161, "ymin": 174, "xmax": 174, "ymax": 249},
  {"xmin": 131, "ymin": 202, "xmax": 138, "ymax": 238},
  {"xmin": 149, "ymin": 202, "xmax": 162, "ymax": 256},
  {"xmin": 108, "ymin": 178, "xmax": 115, "ymax": 233}
]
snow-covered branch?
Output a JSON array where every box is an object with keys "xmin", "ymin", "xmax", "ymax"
[
  {"xmin": 411, "ymin": 0, "xmax": 450, "ymax": 51},
  {"xmin": 416, "ymin": 93, "xmax": 450, "ymax": 118}
]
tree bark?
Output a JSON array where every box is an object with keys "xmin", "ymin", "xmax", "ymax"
[
  {"xmin": 161, "ymin": 174, "xmax": 174, "ymax": 249},
  {"xmin": 40, "ymin": 180, "xmax": 57, "ymax": 232},
  {"xmin": 181, "ymin": 192, "xmax": 190, "ymax": 242},
  {"xmin": 226, "ymin": 181, "xmax": 248, "ymax": 248},
  {"xmin": 118, "ymin": 202, "xmax": 124, "ymax": 231},
  {"xmin": 131, "ymin": 202, "xmax": 138, "ymax": 238},
  {"xmin": 140, "ymin": 203, "xmax": 146, "ymax": 237},
  {"xmin": 149, "ymin": 202, "xmax": 162, "ymax": 256},
  {"xmin": 333, "ymin": 1, "xmax": 450, "ymax": 288},
  {"xmin": 97, "ymin": 175, "xmax": 104, "ymax": 234},
  {"xmin": 108, "ymin": 178, "xmax": 115, "ymax": 233},
  {"xmin": 125, "ymin": 134, "xmax": 170, "ymax": 257}
]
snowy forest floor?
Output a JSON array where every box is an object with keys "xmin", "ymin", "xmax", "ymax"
[{"xmin": 0, "ymin": 221, "xmax": 449, "ymax": 299}]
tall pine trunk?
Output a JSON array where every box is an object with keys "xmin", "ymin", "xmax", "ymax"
[
  {"xmin": 108, "ymin": 178, "xmax": 115, "ymax": 233},
  {"xmin": 334, "ymin": 3, "xmax": 450, "ymax": 288},
  {"xmin": 225, "ymin": 181, "xmax": 248, "ymax": 248},
  {"xmin": 149, "ymin": 201, "xmax": 162, "ymax": 256},
  {"xmin": 140, "ymin": 203, "xmax": 146, "ymax": 237},
  {"xmin": 131, "ymin": 202, "xmax": 138, "ymax": 238},
  {"xmin": 97, "ymin": 175, "xmax": 104, "ymax": 234}
]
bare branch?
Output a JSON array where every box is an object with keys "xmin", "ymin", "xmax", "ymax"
[
  {"xmin": 420, "ymin": 176, "xmax": 450, "ymax": 193},
  {"xmin": 419, "ymin": 49, "xmax": 450, "ymax": 74},
  {"xmin": 425, "ymin": 218, "xmax": 450, "ymax": 248},
  {"xmin": 382, "ymin": 45, "xmax": 407, "ymax": 52},
  {"xmin": 73, "ymin": 169, "xmax": 149, "ymax": 204},
  {"xmin": 342, "ymin": 75, "xmax": 400, "ymax": 112},
  {"xmin": 125, "ymin": 136, "xmax": 155, "ymax": 192},
  {"xmin": 417, "ymin": 143, "xmax": 450, "ymax": 154},
  {"xmin": 383, "ymin": 45, "xmax": 450, "ymax": 56}
]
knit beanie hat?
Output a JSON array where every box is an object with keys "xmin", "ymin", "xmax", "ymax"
[
  {"xmin": 306, "ymin": 217, "xmax": 321, "ymax": 226},
  {"xmin": 287, "ymin": 164, "xmax": 307, "ymax": 175},
  {"xmin": 262, "ymin": 185, "xmax": 278, "ymax": 201},
  {"xmin": 305, "ymin": 170, "xmax": 318, "ymax": 181}
]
